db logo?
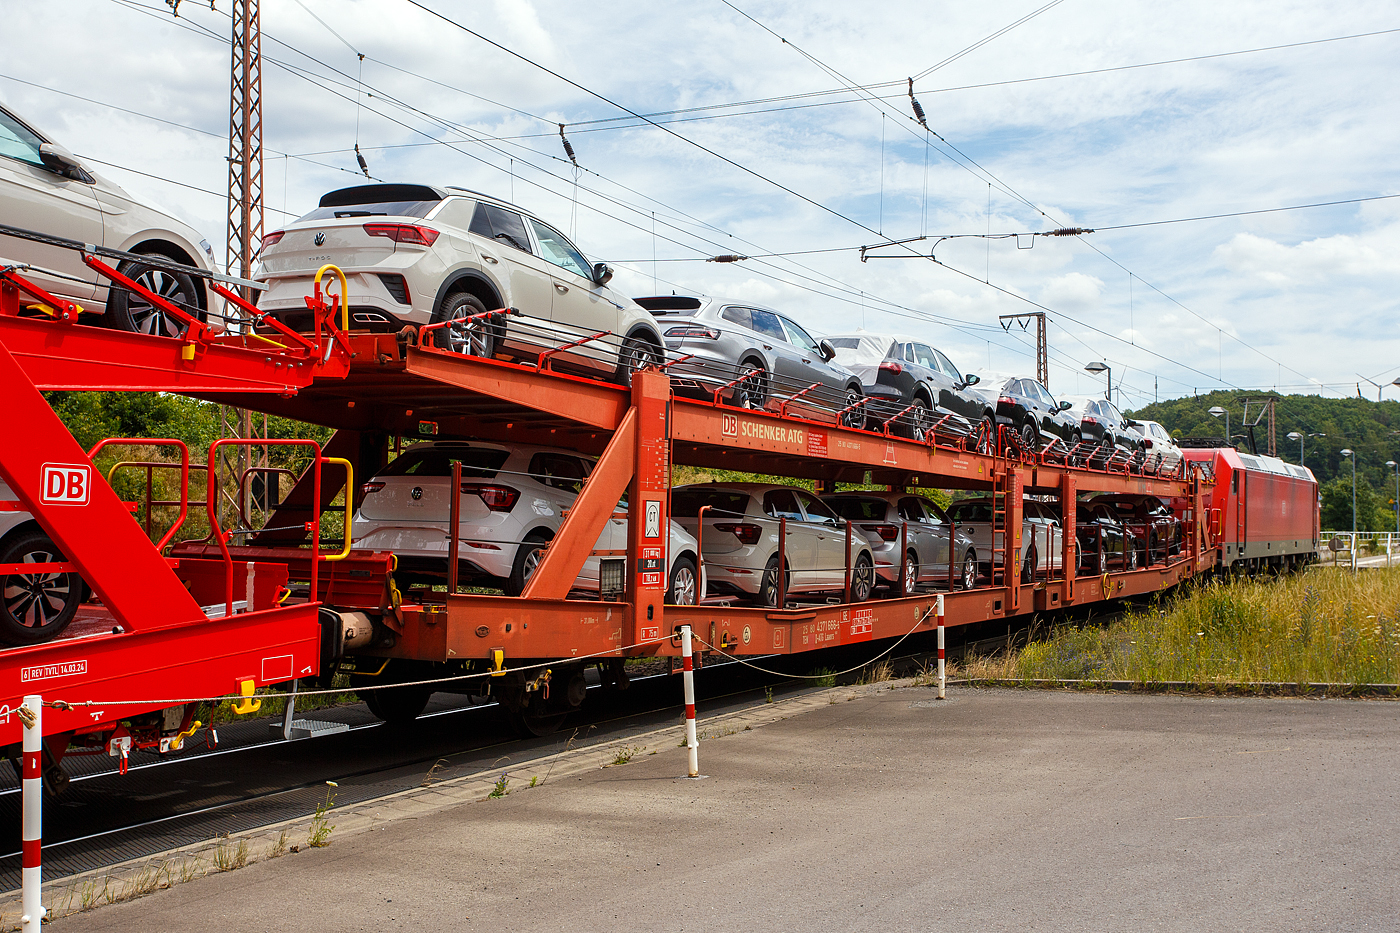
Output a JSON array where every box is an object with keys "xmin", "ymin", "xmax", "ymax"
[
  {"xmin": 721, "ymin": 413, "xmax": 738, "ymax": 438},
  {"xmin": 41, "ymin": 463, "xmax": 91, "ymax": 506}
]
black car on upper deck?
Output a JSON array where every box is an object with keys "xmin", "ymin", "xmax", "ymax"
[
  {"xmin": 968, "ymin": 373, "xmax": 1078, "ymax": 452},
  {"xmin": 825, "ymin": 332, "xmax": 989, "ymax": 440}
]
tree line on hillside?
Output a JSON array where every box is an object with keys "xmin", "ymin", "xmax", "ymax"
[{"xmin": 1126, "ymin": 390, "xmax": 1400, "ymax": 533}]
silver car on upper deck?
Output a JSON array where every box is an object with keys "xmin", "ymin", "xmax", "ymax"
[{"xmin": 634, "ymin": 295, "xmax": 865, "ymax": 427}]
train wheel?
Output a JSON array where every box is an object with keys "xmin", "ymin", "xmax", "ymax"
[
  {"xmin": 505, "ymin": 705, "xmax": 568, "ymax": 738},
  {"xmin": 361, "ymin": 686, "xmax": 431, "ymax": 723}
]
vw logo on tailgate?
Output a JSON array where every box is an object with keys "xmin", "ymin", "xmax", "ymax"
[
  {"xmin": 314, "ymin": 231, "xmax": 326, "ymax": 246},
  {"xmin": 410, "ymin": 487, "xmax": 423, "ymax": 501}
]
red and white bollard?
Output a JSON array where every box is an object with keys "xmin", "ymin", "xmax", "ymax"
[
  {"xmin": 20, "ymin": 695, "xmax": 43, "ymax": 931},
  {"xmin": 936, "ymin": 595, "xmax": 946, "ymax": 700},
  {"xmin": 680, "ymin": 625, "xmax": 699, "ymax": 777}
]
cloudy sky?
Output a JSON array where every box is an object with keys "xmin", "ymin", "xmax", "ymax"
[{"xmin": 5, "ymin": 0, "xmax": 1397, "ymax": 407}]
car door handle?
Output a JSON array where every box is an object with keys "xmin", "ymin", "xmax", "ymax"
[
  {"xmin": 762, "ymin": 345, "xmax": 772, "ymax": 351},
  {"xmin": 480, "ymin": 254, "xmax": 499, "ymax": 264},
  {"xmin": 555, "ymin": 283, "xmax": 569, "ymax": 294},
  {"xmin": 801, "ymin": 358, "xmax": 811, "ymax": 364}
]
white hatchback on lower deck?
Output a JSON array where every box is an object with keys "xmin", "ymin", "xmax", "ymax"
[{"xmin": 351, "ymin": 441, "xmax": 700, "ymax": 603}]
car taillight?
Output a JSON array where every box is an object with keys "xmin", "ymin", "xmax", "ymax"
[
  {"xmin": 714, "ymin": 522, "xmax": 762, "ymax": 545},
  {"xmin": 879, "ymin": 361, "xmax": 903, "ymax": 374},
  {"xmin": 1143, "ymin": 439, "xmax": 1154, "ymax": 448},
  {"xmin": 862, "ymin": 523, "xmax": 900, "ymax": 541},
  {"xmin": 460, "ymin": 483, "xmax": 519, "ymax": 511},
  {"xmin": 260, "ymin": 230, "xmax": 285, "ymax": 249},
  {"xmin": 665, "ymin": 325, "xmax": 720, "ymax": 339},
  {"xmin": 998, "ymin": 396, "xmax": 1016, "ymax": 406},
  {"xmin": 364, "ymin": 223, "xmax": 441, "ymax": 247},
  {"xmin": 1083, "ymin": 416, "xmax": 1099, "ymax": 424},
  {"xmin": 361, "ymin": 482, "xmax": 385, "ymax": 495}
]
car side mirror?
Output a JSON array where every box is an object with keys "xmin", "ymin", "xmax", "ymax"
[
  {"xmin": 38, "ymin": 143, "xmax": 90, "ymax": 181},
  {"xmin": 1058, "ymin": 400, "xmax": 1073, "ymax": 411},
  {"xmin": 592, "ymin": 262, "xmax": 614, "ymax": 286},
  {"xmin": 818, "ymin": 338, "xmax": 836, "ymax": 362},
  {"xmin": 962, "ymin": 373, "xmax": 980, "ymax": 387}
]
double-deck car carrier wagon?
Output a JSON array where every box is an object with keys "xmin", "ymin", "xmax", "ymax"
[{"xmin": 0, "ymin": 238, "xmax": 1314, "ymax": 777}]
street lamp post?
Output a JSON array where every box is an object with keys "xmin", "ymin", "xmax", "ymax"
[
  {"xmin": 1341, "ymin": 448, "xmax": 1356, "ymax": 535},
  {"xmin": 1084, "ymin": 362, "xmax": 1111, "ymax": 402},
  {"xmin": 1387, "ymin": 460, "xmax": 1399, "ymax": 566},
  {"xmin": 1209, "ymin": 406, "xmax": 1229, "ymax": 447},
  {"xmin": 1286, "ymin": 431, "xmax": 1325, "ymax": 465}
]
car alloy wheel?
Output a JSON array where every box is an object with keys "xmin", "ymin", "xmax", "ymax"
[
  {"xmin": 618, "ymin": 336, "xmax": 662, "ymax": 386},
  {"xmin": 107, "ymin": 255, "xmax": 201, "ymax": 338},
  {"xmin": 441, "ymin": 294, "xmax": 496, "ymax": 357},
  {"xmin": 840, "ymin": 386, "xmax": 864, "ymax": 430},
  {"xmin": 908, "ymin": 396, "xmax": 929, "ymax": 442},
  {"xmin": 668, "ymin": 557, "xmax": 698, "ymax": 606},
  {"xmin": 851, "ymin": 553, "xmax": 874, "ymax": 602},
  {"xmin": 0, "ymin": 531, "xmax": 82, "ymax": 645},
  {"xmin": 738, "ymin": 364, "xmax": 768, "ymax": 409},
  {"xmin": 1020, "ymin": 421, "xmax": 1037, "ymax": 453},
  {"xmin": 902, "ymin": 551, "xmax": 919, "ymax": 593}
]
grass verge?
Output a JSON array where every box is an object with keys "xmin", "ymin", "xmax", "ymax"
[{"xmin": 964, "ymin": 567, "xmax": 1400, "ymax": 687}]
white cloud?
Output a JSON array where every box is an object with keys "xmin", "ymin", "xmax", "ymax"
[
  {"xmin": 1040, "ymin": 273, "xmax": 1104, "ymax": 310},
  {"xmin": 3, "ymin": 0, "xmax": 1399, "ymax": 404},
  {"xmin": 1213, "ymin": 229, "xmax": 1400, "ymax": 284}
]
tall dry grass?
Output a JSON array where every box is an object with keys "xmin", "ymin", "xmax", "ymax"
[{"xmin": 983, "ymin": 567, "xmax": 1400, "ymax": 686}]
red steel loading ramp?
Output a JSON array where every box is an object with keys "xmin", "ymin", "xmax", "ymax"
[{"xmin": 0, "ymin": 284, "xmax": 355, "ymax": 771}]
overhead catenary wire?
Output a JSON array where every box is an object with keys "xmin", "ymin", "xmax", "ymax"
[
  {"xmin": 710, "ymin": 0, "xmax": 1360, "ymax": 399},
  {"xmin": 106, "ymin": 0, "xmax": 1359, "ymax": 397},
  {"xmin": 490, "ymin": 26, "xmax": 1400, "ymax": 136}
]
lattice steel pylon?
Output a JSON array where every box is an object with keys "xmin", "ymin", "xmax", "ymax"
[
  {"xmin": 223, "ymin": 0, "xmax": 266, "ymax": 531},
  {"xmin": 997, "ymin": 312, "xmax": 1048, "ymax": 389},
  {"xmin": 226, "ymin": 0, "xmax": 263, "ymax": 299}
]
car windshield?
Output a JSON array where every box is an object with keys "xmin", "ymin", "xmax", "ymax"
[
  {"xmin": 933, "ymin": 348, "xmax": 963, "ymax": 381},
  {"xmin": 947, "ymin": 501, "xmax": 993, "ymax": 523},
  {"xmin": 527, "ymin": 217, "xmax": 592, "ymax": 279},
  {"xmin": 825, "ymin": 497, "xmax": 887, "ymax": 521},
  {"xmin": 671, "ymin": 489, "xmax": 751, "ymax": 519},
  {"xmin": 380, "ymin": 447, "xmax": 509, "ymax": 478},
  {"xmin": 780, "ymin": 317, "xmax": 821, "ymax": 354},
  {"xmin": 0, "ymin": 109, "xmax": 46, "ymax": 169},
  {"xmin": 295, "ymin": 200, "xmax": 438, "ymax": 222}
]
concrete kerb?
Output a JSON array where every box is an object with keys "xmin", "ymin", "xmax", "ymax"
[
  {"xmin": 964, "ymin": 677, "xmax": 1400, "ymax": 697},
  {"xmin": 0, "ymin": 675, "xmax": 933, "ymax": 929}
]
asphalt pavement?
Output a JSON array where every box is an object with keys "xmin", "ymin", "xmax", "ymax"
[{"xmin": 47, "ymin": 685, "xmax": 1400, "ymax": 932}]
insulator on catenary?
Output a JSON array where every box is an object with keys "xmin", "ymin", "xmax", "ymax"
[
  {"xmin": 559, "ymin": 124, "xmax": 578, "ymax": 166},
  {"xmin": 908, "ymin": 78, "xmax": 928, "ymax": 129},
  {"xmin": 1042, "ymin": 227, "xmax": 1094, "ymax": 237},
  {"xmin": 355, "ymin": 143, "xmax": 370, "ymax": 178},
  {"xmin": 706, "ymin": 254, "xmax": 749, "ymax": 263}
]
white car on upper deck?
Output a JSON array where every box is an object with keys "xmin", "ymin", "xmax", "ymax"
[
  {"xmin": 0, "ymin": 100, "xmax": 215, "ymax": 336},
  {"xmin": 252, "ymin": 183, "xmax": 664, "ymax": 381}
]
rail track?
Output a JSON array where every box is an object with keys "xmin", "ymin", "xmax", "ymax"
[{"xmin": 0, "ymin": 610, "xmax": 1051, "ymax": 894}]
